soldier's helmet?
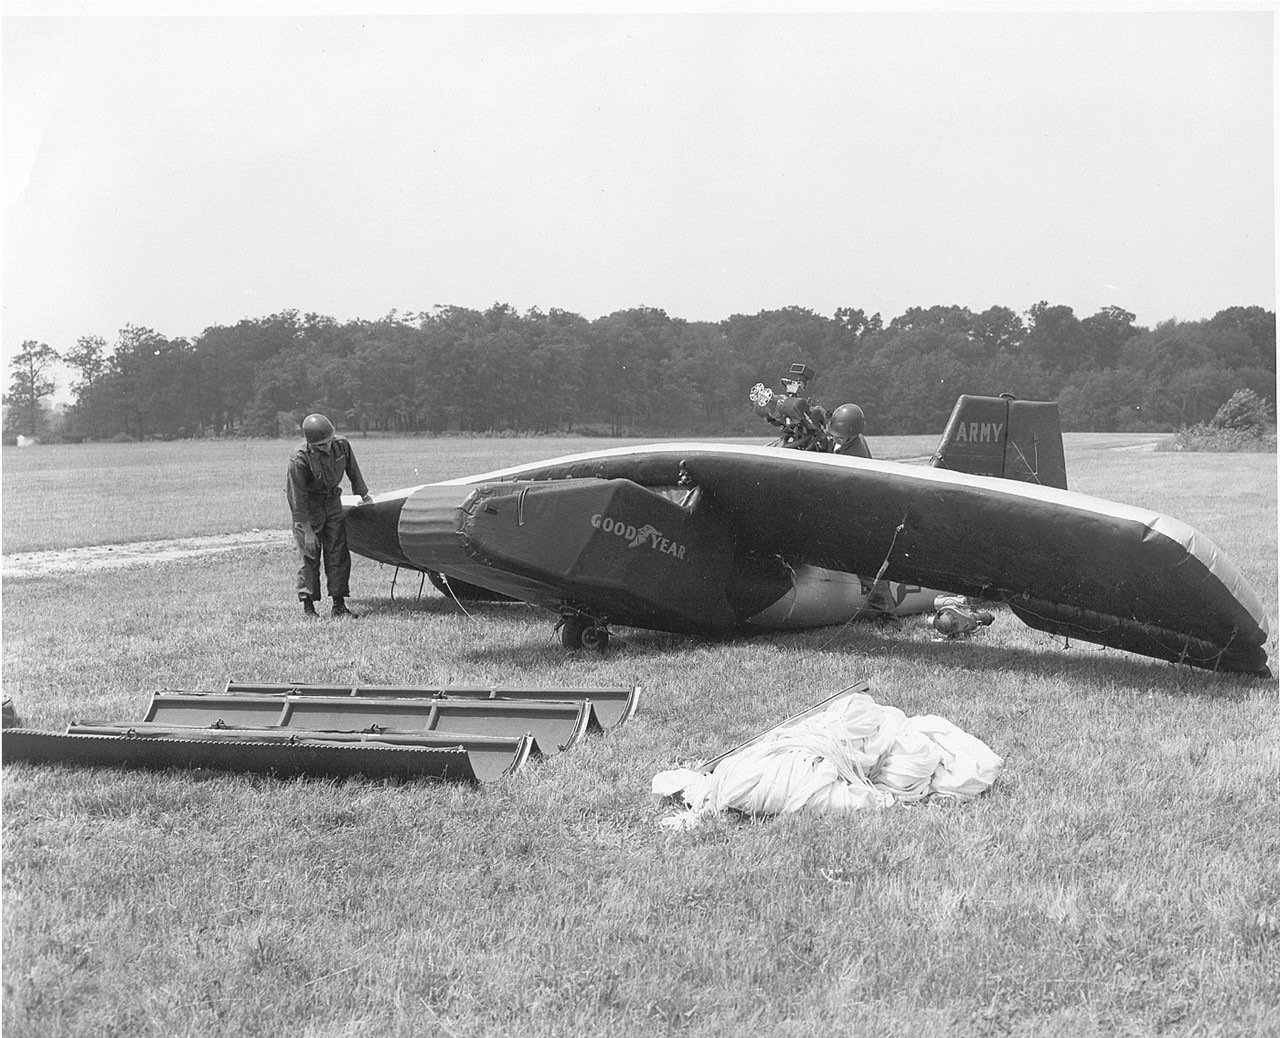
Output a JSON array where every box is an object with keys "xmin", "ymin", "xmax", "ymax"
[
  {"xmin": 828, "ymin": 403, "xmax": 866, "ymax": 444},
  {"xmin": 302, "ymin": 413, "xmax": 335, "ymax": 445}
]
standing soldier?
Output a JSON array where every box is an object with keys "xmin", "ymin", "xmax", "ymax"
[{"xmin": 286, "ymin": 413, "xmax": 373, "ymax": 618}]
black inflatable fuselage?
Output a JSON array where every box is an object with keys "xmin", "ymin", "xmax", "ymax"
[{"xmin": 346, "ymin": 443, "xmax": 1270, "ymax": 675}]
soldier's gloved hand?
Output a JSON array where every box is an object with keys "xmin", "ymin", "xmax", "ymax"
[{"xmin": 295, "ymin": 523, "xmax": 319, "ymax": 554}]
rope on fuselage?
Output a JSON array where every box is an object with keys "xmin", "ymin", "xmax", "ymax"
[
  {"xmin": 1006, "ymin": 437, "xmax": 1045, "ymax": 486},
  {"xmin": 811, "ymin": 515, "xmax": 910, "ymax": 653},
  {"xmin": 437, "ymin": 572, "xmax": 478, "ymax": 622}
]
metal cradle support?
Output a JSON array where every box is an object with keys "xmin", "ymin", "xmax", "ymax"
[{"xmin": 2, "ymin": 683, "xmax": 640, "ymax": 784}]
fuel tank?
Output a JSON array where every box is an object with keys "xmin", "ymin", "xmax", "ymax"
[{"xmin": 744, "ymin": 566, "xmax": 941, "ymax": 628}]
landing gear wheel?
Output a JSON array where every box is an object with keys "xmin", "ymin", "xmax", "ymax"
[
  {"xmin": 559, "ymin": 614, "xmax": 610, "ymax": 651},
  {"xmin": 579, "ymin": 624, "xmax": 609, "ymax": 651}
]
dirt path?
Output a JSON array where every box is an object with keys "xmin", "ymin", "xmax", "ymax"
[{"xmin": 2, "ymin": 530, "xmax": 289, "ymax": 579}]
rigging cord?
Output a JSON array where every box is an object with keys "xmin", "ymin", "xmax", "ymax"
[
  {"xmin": 1007, "ymin": 437, "xmax": 1048, "ymax": 486},
  {"xmin": 812, "ymin": 515, "xmax": 910, "ymax": 653},
  {"xmin": 437, "ymin": 572, "xmax": 478, "ymax": 623},
  {"xmin": 1010, "ymin": 597, "xmax": 1241, "ymax": 672}
]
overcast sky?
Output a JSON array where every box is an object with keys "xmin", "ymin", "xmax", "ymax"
[{"xmin": 2, "ymin": 7, "xmax": 1274, "ymax": 394}]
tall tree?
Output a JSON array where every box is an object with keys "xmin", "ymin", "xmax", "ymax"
[
  {"xmin": 1025, "ymin": 301, "xmax": 1088, "ymax": 381},
  {"xmin": 588, "ymin": 307, "xmax": 681, "ymax": 434},
  {"xmin": 971, "ymin": 306, "xmax": 1025, "ymax": 355},
  {"xmin": 244, "ymin": 347, "xmax": 317, "ymax": 436},
  {"xmin": 4, "ymin": 340, "xmax": 60, "ymax": 437},
  {"xmin": 106, "ymin": 326, "xmax": 165, "ymax": 439},
  {"xmin": 196, "ymin": 311, "xmax": 302, "ymax": 434},
  {"xmin": 1209, "ymin": 306, "xmax": 1275, "ymax": 372},
  {"xmin": 887, "ymin": 305, "xmax": 974, "ymax": 338},
  {"xmin": 833, "ymin": 307, "xmax": 882, "ymax": 342},
  {"xmin": 1058, "ymin": 369, "xmax": 1146, "ymax": 431},
  {"xmin": 1080, "ymin": 305, "xmax": 1136, "ymax": 369},
  {"xmin": 64, "ymin": 335, "xmax": 108, "ymax": 398}
]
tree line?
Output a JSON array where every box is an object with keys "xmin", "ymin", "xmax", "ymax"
[{"xmin": 4, "ymin": 301, "xmax": 1275, "ymax": 442}]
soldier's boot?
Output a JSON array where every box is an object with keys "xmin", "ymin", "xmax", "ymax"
[
  {"xmin": 301, "ymin": 595, "xmax": 318, "ymax": 618},
  {"xmin": 332, "ymin": 597, "xmax": 358, "ymax": 619}
]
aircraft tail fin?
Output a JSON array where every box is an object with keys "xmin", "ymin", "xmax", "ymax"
[{"xmin": 930, "ymin": 394, "xmax": 1067, "ymax": 489}]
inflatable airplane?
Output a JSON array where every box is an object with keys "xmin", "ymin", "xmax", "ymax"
[{"xmin": 344, "ymin": 390, "xmax": 1270, "ymax": 676}]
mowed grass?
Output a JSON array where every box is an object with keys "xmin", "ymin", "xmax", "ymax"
[{"xmin": 2, "ymin": 436, "xmax": 1278, "ymax": 1038}]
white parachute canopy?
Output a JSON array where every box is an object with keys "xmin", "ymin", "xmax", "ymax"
[{"xmin": 652, "ymin": 691, "xmax": 1003, "ymax": 827}]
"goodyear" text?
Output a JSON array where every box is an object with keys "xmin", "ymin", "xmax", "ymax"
[{"xmin": 590, "ymin": 515, "xmax": 688, "ymax": 559}]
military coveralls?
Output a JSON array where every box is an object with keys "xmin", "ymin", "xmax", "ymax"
[
  {"xmin": 834, "ymin": 434, "xmax": 873, "ymax": 459},
  {"xmin": 285, "ymin": 436, "xmax": 370, "ymax": 602}
]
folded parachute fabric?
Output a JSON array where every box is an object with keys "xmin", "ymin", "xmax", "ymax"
[{"xmin": 652, "ymin": 692, "xmax": 1003, "ymax": 827}]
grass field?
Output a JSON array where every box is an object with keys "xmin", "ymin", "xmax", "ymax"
[{"xmin": 2, "ymin": 435, "xmax": 1278, "ymax": 1037}]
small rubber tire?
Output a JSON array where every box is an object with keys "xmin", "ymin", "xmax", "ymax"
[{"xmin": 561, "ymin": 615, "xmax": 609, "ymax": 651}]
